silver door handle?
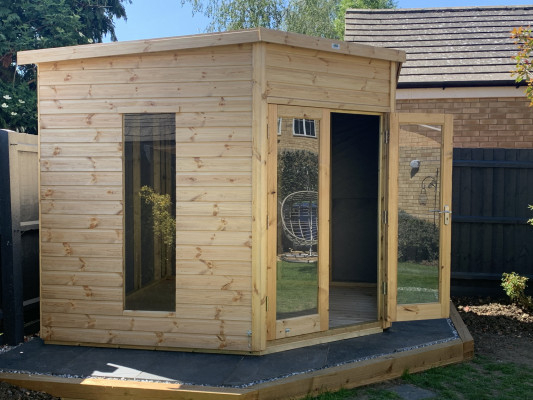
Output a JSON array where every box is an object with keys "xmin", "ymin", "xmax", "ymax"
[{"xmin": 430, "ymin": 205, "xmax": 451, "ymax": 225}]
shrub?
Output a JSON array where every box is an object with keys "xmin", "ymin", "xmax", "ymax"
[
  {"xmin": 398, "ymin": 210, "xmax": 439, "ymax": 264},
  {"xmin": 501, "ymin": 272, "xmax": 533, "ymax": 310}
]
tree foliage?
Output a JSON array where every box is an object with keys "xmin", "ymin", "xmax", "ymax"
[
  {"xmin": 0, "ymin": 0, "xmax": 130, "ymax": 134},
  {"xmin": 512, "ymin": 26, "xmax": 533, "ymax": 106},
  {"xmin": 181, "ymin": 0, "xmax": 396, "ymax": 39}
]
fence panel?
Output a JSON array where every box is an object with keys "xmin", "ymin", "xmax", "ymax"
[
  {"xmin": 452, "ymin": 148, "xmax": 533, "ymax": 293},
  {"xmin": 0, "ymin": 130, "xmax": 39, "ymax": 345}
]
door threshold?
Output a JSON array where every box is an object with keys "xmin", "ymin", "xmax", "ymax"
[{"xmin": 263, "ymin": 321, "xmax": 382, "ymax": 355}]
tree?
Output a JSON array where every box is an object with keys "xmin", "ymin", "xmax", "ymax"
[
  {"xmin": 0, "ymin": 0, "xmax": 130, "ymax": 134},
  {"xmin": 512, "ymin": 26, "xmax": 533, "ymax": 106},
  {"xmin": 180, "ymin": 0, "xmax": 395, "ymax": 39}
]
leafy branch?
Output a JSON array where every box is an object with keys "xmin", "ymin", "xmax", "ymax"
[
  {"xmin": 511, "ymin": 26, "xmax": 533, "ymax": 106},
  {"xmin": 139, "ymin": 186, "xmax": 176, "ymax": 248}
]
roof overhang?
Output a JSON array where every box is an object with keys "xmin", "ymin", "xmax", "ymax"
[{"xmin": 17, "ymin": 27, "xmax": 406, "ymax": 66}]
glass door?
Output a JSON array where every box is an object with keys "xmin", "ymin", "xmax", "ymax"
[
  {"xmin": 386, "ymin": 113, "xmax": 453, "ymax": 322},
  {"xmin": 267, "ymin": 105, "xmax": 330, "ymax": 340}
]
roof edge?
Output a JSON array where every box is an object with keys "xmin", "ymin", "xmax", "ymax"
[
  {"xmin": 347, "ymin": 5, "xmax": 533, "ymax": 14},
  {"xmin": 17, "ymin": 27, "xmax": 405, "ymax": 65},
  {"xmin": 398, "ymin": 80, "xmax": 526, "ymax": 89}
]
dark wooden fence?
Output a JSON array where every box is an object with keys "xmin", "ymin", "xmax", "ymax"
[
  {"xmin": 452, "ymin": 148, "xmax": 533, "ymax": 295},
  {"xmin": 0, "ymin": 130, "xmax": 39, "ymax": 345}
]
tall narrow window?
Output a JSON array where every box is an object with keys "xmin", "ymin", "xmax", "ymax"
[{"xmin": 124, "ymin": 114, "xmax": 176, "ymax": 311}]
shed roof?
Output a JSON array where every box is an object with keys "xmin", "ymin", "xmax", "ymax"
[
  {"xmin": 17, "ymin": 27, "xmax": 405, "ymax": 65},
  {"xmin": 345, "ymin": 6, "xmax": 533, "ymax": 88}
]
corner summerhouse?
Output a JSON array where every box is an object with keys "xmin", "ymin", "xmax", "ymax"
[{"xmin": 18, "ymin": 28, "xmax": 453, "ymax": 354}]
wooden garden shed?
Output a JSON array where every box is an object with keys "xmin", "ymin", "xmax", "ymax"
[{"xmin": 18, "ymin": 28, "xmax": 454, "ymax": 354}]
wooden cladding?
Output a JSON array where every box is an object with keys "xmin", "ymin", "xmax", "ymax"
[
  {"xmin": 34, "ymin": 34, "xmax": 399, "ymax": 353},
  {"xmin": 39, "ymin": 43, "xmax": 254, "ymax": 351}
]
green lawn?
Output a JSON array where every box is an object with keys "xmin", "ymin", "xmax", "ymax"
[
  {"xmin": 305, "ymin": 356, "xmax": 533, "ymax": 400},
  {"xmin": 276, "ymin": 260, "xmax": 318, "ymax": 317},
  {"xmin": 397, "ymin": 261, "xmax": 439, "ymax": 304}
]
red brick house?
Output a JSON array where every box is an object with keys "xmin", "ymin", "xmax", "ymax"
[{"xmin": 345, "ymin": 6, "xmax": 533, "ymax": 294}]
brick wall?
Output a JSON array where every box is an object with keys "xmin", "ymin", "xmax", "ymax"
[{"xmin": 397, "ymin": 96, "xmax": 533, "ymax": 148}]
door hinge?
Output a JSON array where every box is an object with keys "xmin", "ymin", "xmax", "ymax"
[
  {"xmin": 266, "ymin": 124, "xmax": 269, "ymax": 139},
  {"xmin": 265, "ymin": 296, "xmax": 269, "ymax": 311},
  {"xmin": 382, "ymin": 281, "xmax": 388, "ymax": 295},
  {"xmin": 266, "ymin": 214, "xmax": 269, "ymax": 230},
  {"xmin": 382, "ymin": 210, "xmax": 388, "ymax": 225},
  {"xmin": 384, "ymin": 129, "xmax": 390, "ymax": 144}
]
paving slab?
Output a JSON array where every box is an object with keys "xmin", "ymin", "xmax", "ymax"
[
  {"xmin": 388, "ymin": 383, "xmax": 437, "ymax": 399},
  {"xmin": 0, "ymin": 319, "xmax": 458, "ymax": 388}
]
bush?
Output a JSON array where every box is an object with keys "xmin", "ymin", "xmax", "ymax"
[
  {"xmin": 501, "ymin": 272, "xmax": 533, "ymax": 310},
  {"xmin": 398, "ymin": 210, "xmax": 439, "ymax": 264}
]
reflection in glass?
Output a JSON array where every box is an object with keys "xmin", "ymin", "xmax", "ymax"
[
  {"xmin": 124, "ymin": 114, "xmax": 176, "ymax": 311},
  {"xmin": 397, "ymin": 124, "xmax": 441, "ymax": 305},
  {"xmin": 276, "ymin": 117, "xmax": 319, "ymax": 319}
]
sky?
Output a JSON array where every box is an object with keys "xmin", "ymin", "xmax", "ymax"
[{"xmin": 105, "ymin": 0, "xmax": 533, "ymax": 42}]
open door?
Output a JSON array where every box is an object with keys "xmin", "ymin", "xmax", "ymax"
[
  {"xmin": 385, "ymin": 113, "xmax": 453, "ymax": 322},
  {"xmin": 266, "ymin": 104, "xmax": 330, "ymax": 340}
]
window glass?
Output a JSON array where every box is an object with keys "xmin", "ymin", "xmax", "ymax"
[{"xmin": 124, "ymin": 113, "xmax": 176, "ymax": 311}]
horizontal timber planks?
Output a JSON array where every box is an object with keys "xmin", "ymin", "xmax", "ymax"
[
  {"xmin": 177, "ymin": 261, "xmax": 251, "ymax": 277},
  {"xmin": 39, "ymin": 128, "xmax": 121, "ymax": 143},
  {"xmin": 41, "ymin": 256, "xmax": 122, "ymax": 272},
  {"xmin": 41, "ymin": 242, "xmax": 122, "ymax": 258},
  {"xmin": 177, "ymin": 187, "xmax": 252, "ymax": 202},
  {"xmin": 41, "ymin": 285, "xmax": 122, "ymax": 301},
  {"xmin": 174, "ymin": 304, "xmax": 252, "ymax": 322},
  {"xmin": 38, "ymin": 66, "xmax": 252, "ymax": 86},
  {"xmin": 42, "ymin": 228, "xmax": 122, "ymax": 243},
  {"xmin": 41, "ymin": 157, "xmax": 122, "ymax": 172},
  {"xmin": 42, "ymin": 327, "xmax": 249, "ymax": 350},
  {"xmin": 41, "ymin": 271, "xmax": 123, "ymax": 286},
  {"xmin": 177, "ymin": 245, "xmax": 251, "ymax": 261},
  {"xmin": 177, "ymin": 202, "xmax": 252, "ymax": 216},
  {"xmin": 41, "ymin": 299, "xmax": 123, "ymax": 315},
  {"xmin": 177, "ymin": 289, "xmax": 251, "ymax": 306},
  {"xmin": 40, "ymin": 113, "xmax": 122, "ymax": 129},
  {"xmin": 41, "ymin": 143, "xmax": 122, "ymax": 157},
  {"xmin": 176, "ymin": 127, "xmax": 252, "ymax": 143},
  {"xmin": 41, "ymin": 200, "xmax": 123, "ymax": 215},
  {"xmin": 177, "ymin": 173, "xmax": 251, "ymax": 186},
  {"xmin": 176, "ymin": 231, "xmax": 252, "ymax": 246},
  {"xmin": 39, "ymin": 96, "xmax": 253, "ymax": 113},
  {"xmin": 176, "ymin": 216, "xmax": 251, "ymax": 232},
  {"xmin": 177, "ymin": 142, "xmax": 251, "ymax": 157},
  {"xmin": 41, "ymin": 186, "xmax": 122, "ymax": 201},
  {"xmin": 41, "ymin": 172, "xmax": 122, "ymax": 186},
  {"xmin": 177, "ymin": 275, "xmax": 251, "ymax": 291},
  {"xmin": 177, "ymin": 157, "xmax": 252, "ymax": 172},
  {"xmin": 42, "ymin": 313, "xmax": 251, "ymax": 335},
  {"xmin": 38, "ymin": 45, "xmax": 253, "ymax": 72},
  {"xmin": 40, "ymin": 214, "xmax": 123, "ymax": 229},
  {"xmin": 267, "ymin": 66, "xmax": 390, "ymax": 94},
  {"xmin": 266, "ymin": 43, "xmax": 391, "ymax": 74}
]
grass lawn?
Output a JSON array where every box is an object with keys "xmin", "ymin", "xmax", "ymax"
[
  {"xmin": 397, "ymin": 261, "xmax": 439, "ymax": 304},
  {"xmin": 305, "ymin": 355, "xmax": 533, "ymax": 399},
  {"xmin": 276, "ymin": 260, "xmax": 318, "ymax": 317}
]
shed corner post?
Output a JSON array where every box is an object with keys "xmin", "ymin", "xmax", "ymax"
[{"xmin": 251, "ymin": 42, "xmax": 269, "ymax": 352}]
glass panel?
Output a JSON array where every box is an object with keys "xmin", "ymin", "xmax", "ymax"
[
  {"xmin": 276, "ymin": 116, "xmax": 320, "ymax": 319},
  {"xmin": 124, "ymin": 114, "xmax": 176, "ymax": 311},
  {"xmin": 397, "ymin": 123, "xmax": 441, "ymax": 304}
]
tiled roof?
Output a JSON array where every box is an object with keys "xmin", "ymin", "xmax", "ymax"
[{"xmin": 345, "ymin": 6, "xmax": 533, "ymax": 87}]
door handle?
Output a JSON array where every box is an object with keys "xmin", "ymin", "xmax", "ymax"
[{"xmin": 430, "ymin": 205, "xmax": 451, "ymax": 225}]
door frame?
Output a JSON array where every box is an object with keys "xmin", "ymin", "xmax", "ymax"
[
  {"xmin": 266, "ymin": 104, "xmax": 330, "ymax": 340},
  {"xmin": 386, "ymin": 112, "xmax": 453, "ymax": 323}
]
